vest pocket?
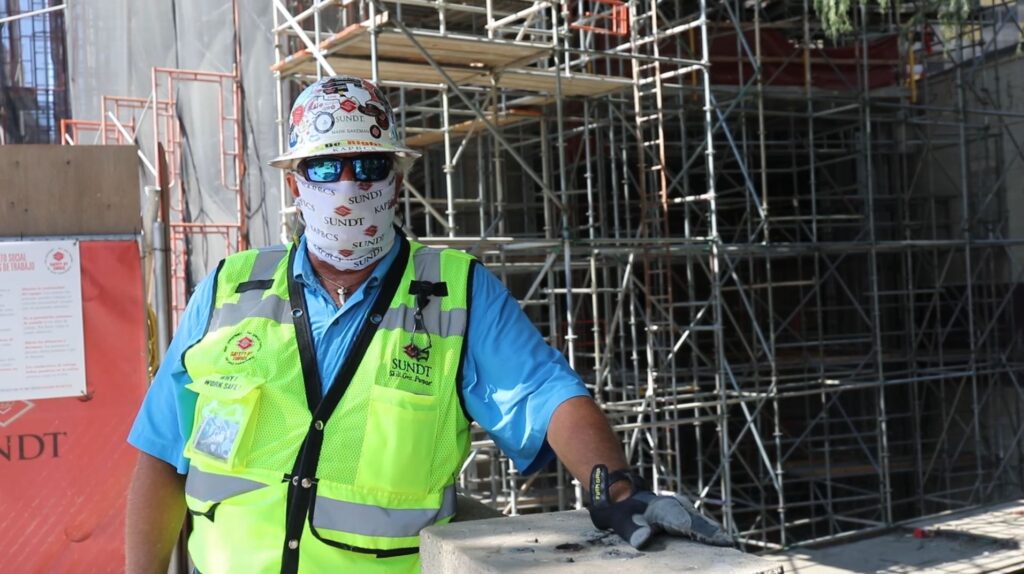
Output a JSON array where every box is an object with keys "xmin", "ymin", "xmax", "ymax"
[
  {"xmin": 184, "ymin": 374, "xmax": 267, "ymax": 471},
  {"xmin": 186, "ymin": 479, "xmax": 287, "ymax": 573},
  {"xmin": 355, "ymin": 385, "xmax": 438, "ymax": 494}
]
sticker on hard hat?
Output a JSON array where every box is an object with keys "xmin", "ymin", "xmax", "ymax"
[
  {"xmin": 314, "ymin": 112, "xmax": 335, "ymax": 134},
  {"xmin": 270, "ymin": 75, "xmax": 419, "ymax": 167},
  {"xmin": 306, "ymin": 95, "xmax": 338, "ymax": 117}
]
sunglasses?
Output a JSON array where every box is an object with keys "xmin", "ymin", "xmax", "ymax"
[{"xmin": 298, "ymin": 154, "xmax": 393, "ymax": 183}]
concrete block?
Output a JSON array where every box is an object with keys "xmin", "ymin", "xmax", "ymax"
[{"xmin": 421, "ymin": 509, "xmax": 784, "ymax": 573}]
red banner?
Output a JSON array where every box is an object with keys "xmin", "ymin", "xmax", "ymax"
[{"xmin": 0, "ymin": 240, "xmax": 148, "ymax": 572}]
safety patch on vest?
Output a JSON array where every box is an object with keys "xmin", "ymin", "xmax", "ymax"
[
  {"xmin": 224, "ymin": 332, "xmax": 262, "ymax": 364},
  {"xmin": 192, "ymin": 401, "xmax": 244, "ymax": 461}
]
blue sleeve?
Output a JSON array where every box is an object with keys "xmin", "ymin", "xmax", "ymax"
[
  {"xmin": 462, "ymin": 264, "xmax": 591, "ymax": 475},
  {"xmin": 126, "ymin": 273, "xmax": 216, "ymax": 474}
]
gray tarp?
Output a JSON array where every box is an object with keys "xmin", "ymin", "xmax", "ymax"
[{"xmin": 66, "ymin": 0, "xmax": 282, "ymax": 282}]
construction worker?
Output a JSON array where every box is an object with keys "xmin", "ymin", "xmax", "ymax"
[{"xmin": 125, "ymin": 75, "xmax": 731, "ymax": 574}]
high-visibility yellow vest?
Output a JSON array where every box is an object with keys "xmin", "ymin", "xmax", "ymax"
[{"xmin": 180, "ymin": 235, "xmax": 473, "ymax": 573}]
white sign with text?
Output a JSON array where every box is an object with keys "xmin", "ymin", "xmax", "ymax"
[{"xmin": 0, "ymin": 240, "xmax": 87, "ymax": 401}]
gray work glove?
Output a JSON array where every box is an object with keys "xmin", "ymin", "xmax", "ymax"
[{"xmin": 586, "ymin": 465, "xmax": 734, "ymax": 549}]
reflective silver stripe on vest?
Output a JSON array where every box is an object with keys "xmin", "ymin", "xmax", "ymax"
[
  {"xmin": 312, "ymin": 484, "xmax": 457, "ymax": 538},
  {"xmin": 210, "ymin": 294, "xmax": 292, "ymax": 330},
  {"xmin": 185, "ymin": 467, "xmax": 266, "ymax": 502},
  {"xmin": 378, "ymin": 305, "xmax": 467, "ymax": 338},
  {"xmin": 209, "ymin": 247, "xmax": 292, "ymax": 330},
  {"xmin": 376, "ymin": 247, "xmax": 466, "ymax": 337},
  {"xmin": 250, "ymin": 245, "xmax": 287, "ymax": 280},
  {"xmin": 413, "ymin": 247, "xmax": 444, "ymax": 283}
]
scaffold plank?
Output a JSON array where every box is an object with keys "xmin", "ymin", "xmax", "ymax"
[
  {"xmin": 493, "ymin": 69, "xmax": 630, "ymax": 96},
  {"xmin": 291, "ymin": 57, "xmax": 480, "ymax": 85},
  {"xmin": 290, "ymin": 57, "xmax": 630, "ymax": 96},
  {"xmin": 273, "ymin": 19, "xmax": 550, "ymax": 76},
  {"xmin": 369, "ymin": 29, "xmax": 549, "ymax": 67},
  {"xmin": 405, "ymin": 109, "xmax": 541, "ymax": 148}
]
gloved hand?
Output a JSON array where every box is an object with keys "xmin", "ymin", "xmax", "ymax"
[{"xmin": 586, "ymin": 464, "xmax": 734, "ymax": 549}]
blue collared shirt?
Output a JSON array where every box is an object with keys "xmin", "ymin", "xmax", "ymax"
[{"xmin": 128, "ymin": 236, "xmax": 589, "ymax": 475}]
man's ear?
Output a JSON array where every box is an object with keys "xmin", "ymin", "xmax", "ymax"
[{"xmin": 286, "ymin": 171, "xmax": 300, "ymax": 201}]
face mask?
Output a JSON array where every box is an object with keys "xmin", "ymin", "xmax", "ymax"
[{"xmin": 293, "ymin": 172, "xmax": 398, "ymax": 271}]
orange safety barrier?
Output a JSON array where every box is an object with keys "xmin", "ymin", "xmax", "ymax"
[{"xmin": 0, "ymin": 240, "xmax": 147, "ymax": 572}]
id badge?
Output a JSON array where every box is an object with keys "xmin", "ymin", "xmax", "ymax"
[
  {"xmin": 192, "ymin": 401, "xmax": 245, "ymax": 461},
  {"xmin": 185, "ymin": 374, "xmax": 264, "ymax": 469}
]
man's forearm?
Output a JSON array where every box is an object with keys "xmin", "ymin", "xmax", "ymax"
[
  {"xmin": 125, "ymin": 452, "xmax": 187, "ymax": 574},
  {"xmin": 547, "ymin": 396, "xmax": 631, "ymax": 500}
]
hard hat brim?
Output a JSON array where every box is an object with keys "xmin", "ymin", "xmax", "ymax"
[{"xmin": 268, "ymin": 142, "xmax": 422, "ymax": 169}]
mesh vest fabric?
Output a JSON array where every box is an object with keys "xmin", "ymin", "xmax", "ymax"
[{"xmin": 180, "ymin": 239, "xmax": 473, "ymax": 573}]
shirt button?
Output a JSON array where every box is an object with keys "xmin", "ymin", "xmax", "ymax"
[
  {"xmin": 314, "ymin": 420, "xmax": 324, "ymax": 431},
  {"xmin": 370, "ymin": 313, "xmax": 382, "ymax": 324},
  {"xmin": 288, "ymin": 539, "xmax": 299, "ymax": 550},
  {"xmin": 301, "ymin": 478, "xmax": 313, "ymax": 488},
  {"xmin": 291, "ymin": 476, "xmax": 299, "ymax": 486},
  {"xmin": 291, "ymin": 308, "xmax": 303, "ymax": 318}
]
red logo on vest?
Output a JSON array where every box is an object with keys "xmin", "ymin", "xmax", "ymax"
[
  {"xmin": 225, "ymin": 332, "xmax": 261, "ymax": 364},
  {"xmin": 403, "ymin": 343, "xmax": 430, "ymax": 362},
  {"xmin": 334, "ymin": 205, "xmax": 352, "ymax": 217},
  {"xmin": 364, "ymin": 225, "xmax": 378, "ymax": 237}
]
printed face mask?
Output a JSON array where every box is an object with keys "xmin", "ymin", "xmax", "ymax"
[{"xmin": 293, "ymin": 171, "xmax": 398, "ymax": 271}]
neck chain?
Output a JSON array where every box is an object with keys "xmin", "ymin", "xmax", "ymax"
[{"xmin": 317, "ymin": 272, "xmax": 360, "ymax": 305}]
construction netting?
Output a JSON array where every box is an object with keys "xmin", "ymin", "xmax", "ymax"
[{"xmin": 66, "ymin": 0, "xmax": 283, "ymax": 286}]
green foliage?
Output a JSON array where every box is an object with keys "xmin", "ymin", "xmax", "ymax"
[
  {"xmin": 813, "ymin": 0, "xmax": 855, "ymax": 38},
  {"xmin": 812, "ymin": 0, "xmax": 972, "ymax": 39}
]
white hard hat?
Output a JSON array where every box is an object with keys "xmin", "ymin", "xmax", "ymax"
[{"xmin": 269, "ymin": 75, "xmax": 421, "ymax": 169}]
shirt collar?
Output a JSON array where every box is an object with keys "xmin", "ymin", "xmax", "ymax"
[{"xmin": 292, "ymin": 234, "xmax": 401, "ymax": 292}]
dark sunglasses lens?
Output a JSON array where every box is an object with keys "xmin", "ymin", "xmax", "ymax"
[
  {"xmin": 306, "ymin": 158, "xmax": 343, "ymax": 183},
  {"xmin": 352, "ymin": 155, "xmax": 392, "ymax": 182}
]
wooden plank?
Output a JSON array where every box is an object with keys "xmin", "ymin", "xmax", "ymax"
[
  {"xmin": 472, "ymin": 70, "xmax": 632, "ymax": 96},
  {"xmin": 308, "ymin": 56, "xmax": 630, "ymax": 97},
  {"xmin": 406, "ymin": 110, "xmax": 541, "ymax": 148},
  {"xmin": 271, "ymin": 15, "xmax": 379, "ymax": 75},
  {"xmin": 0, "ymin": 145, "xmax": 141, "ymax": 237},
  {"xmin": 302, "ymin": 57, "xmax": 482, "ymax": 85},
  {"xmin": 335, "ymin": 31, "xmax": 548, "ymax": 68},
  {"xmin": 273, "ymin": 21, "xmax": 550, "ymax": 75}
]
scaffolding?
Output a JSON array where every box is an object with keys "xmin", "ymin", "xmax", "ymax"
[
  {"xmin": 7, "ymin": 0, "xmax": 1023, "ymax": 552},
  {"xmin": 0, "ymin": 1, "xmax": 70, "ymax": 144},
  {"xmin": 58, "ymin": 5, "xmax": 249, "ymax": 325},
  {"xmin": 273, "ymin": 0, "xmax": 1024, "ymax": 549}
]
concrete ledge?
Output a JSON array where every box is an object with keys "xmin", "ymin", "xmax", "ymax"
[
  {"xmin": 767, "ymin": 499, "xmax": 1024, "ymax": 573},
  {"xmin": 422, "ymin": 509, "xmax": 784, "ymax": 573}
]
